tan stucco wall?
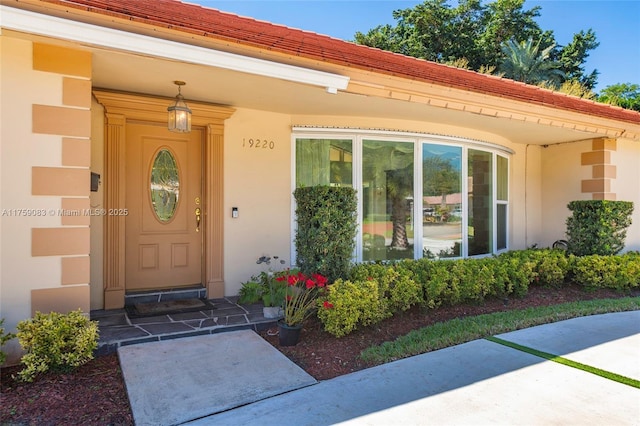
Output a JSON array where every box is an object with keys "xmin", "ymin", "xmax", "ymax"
[
  {"xmin": 1, "ymin": 37, "xmax": 92, "ymax": 365},
  {"xmin": 509, "ymin": 143, "xmax": 543, "ymax": 250},
  {"xmin": 291, "ymin": 115, "xmax": 515, "ymax": 148},
  {"xmin": 540, "ymin": 140, "xmax": 592, "ymax": 247},
  {"xmin": 223, "ymin": 108, "xmax": 293, "ymax": 296},
  {"xmin": 90, "ymin": 98, "xmax": 105, "ymax": 309},
  {"xmin": 539, "ymin": 138, "xmax": 639, "ymax": 251},
  {"xmin": 2, "ymin": 37, "xmax": 61, "ymax": 363},
  {"xmin": 614, "ymin": 139, "xmax": 640, "ymax": 252}
]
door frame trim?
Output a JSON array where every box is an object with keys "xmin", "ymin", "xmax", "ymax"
[{"xmin": 93, "ymin": 89, "xmax": 235, "ymax": 309}]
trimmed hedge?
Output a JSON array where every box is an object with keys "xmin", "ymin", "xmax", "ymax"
[
  {"xmin": 566, "ymin": 200, "xmax": 633, "ymax": 256},
  {"xmin": 571, "ymin": 252, "xmax": 640, "ymax": 291},
  {"xmin": 294, "ymin": 186, "xmax": 357, "ymax": 283},
  {"xmin": 317, "ymin": 249, "xmax": 639, "ymax": 337}
]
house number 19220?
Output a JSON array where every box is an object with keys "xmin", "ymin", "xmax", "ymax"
[{"xmin": 243, "ymin": 138, "xmax": 275, "ymax": 149}]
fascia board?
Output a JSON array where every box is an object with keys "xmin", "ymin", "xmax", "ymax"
[{"xmin": 0, "ymin": 5, "xmax": 350, "ymax": 93}]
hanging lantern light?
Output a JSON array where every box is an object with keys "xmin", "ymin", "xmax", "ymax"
[{"xmin": 167, "ymin": 81, "xmax": 192, "ymax": 133}]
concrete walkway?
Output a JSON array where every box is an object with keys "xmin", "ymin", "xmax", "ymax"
[
  {"xmin": 118, "ymin": 330, "xmax": 316, "ymax": 426},
  {"xmin": 120, "ymin": 311, "xmax": 640, "ymax": 426}
]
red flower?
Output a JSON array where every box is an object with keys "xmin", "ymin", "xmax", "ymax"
[
  {"xmin": 313, "ymin": 273, "xmax": 328, "ymax": 287},
  {"xmin": 286, "ymin": 295, "xmax": 292, "ymax": 301},
  {"xmin": 305, "ymin": 279, "xmax": 315, "ymax": 289},
  {"xmin": 275, "ymin": 276, "xmax": 286, "ymax": 282},
  {"xmin": 287, "ymin": 275, "xmax": 297, "ymax": 286},
  {"xmin": 323, "ymin": 301, "xmax": 334, "ymax": 309}
]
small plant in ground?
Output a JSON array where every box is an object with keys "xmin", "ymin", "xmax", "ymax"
[
  {"xmin": 238, "ymin": 255, "xmax": 288, "ymax": 307},
  {"xmin": 16, "ymin": 310, "xmax": 99, "ymax": 382},
  {"xmin": 0, "ymin": 318, "xmax": 16, "ymax": 365}
]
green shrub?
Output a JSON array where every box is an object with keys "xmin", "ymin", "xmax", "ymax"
[
  {"xmin": 237, "ymin": 280, "xmax": 263, "ymax": 304},
  {"xmin": 415, "ymin": 260, "xmax": 447, "ymax": 308},
  {"xmin": 495, "ymin": 255, "xmax": 533, "ymax": 297},
  {"xmin": 0, "ymin": 318, "xmax": 16, "ymax": 365},
  {"xmin": 566, "ymin": 200, "xmax": 634, "ymax": 256},
  {"xmin": 318, "ymin": 279, "xmax": 390, "ymax": 337},
  {"xmin": 16, "ymin": 310, "xmax": 99, "ymax": 382},
  {"xmin": 294, "ymin": 186, "xmax": 357, "ymax": 282},
  {"xmin": 571, "ymin": 252, "xmax": 640, "ymax": 291},
  {"xmin": 320, "ymin": 249, "xmax": 579, "ymax": 338},
  {"xmin": 535, "ymin": 251, "xmax": 569, "ymax": 287},
  {"xmin": 387, "ymin": 267, "xmax": 422, "ymax": 312},
  {"xmin": 456, "ymin": 259, "xmax": 496, "ymax": 303},
  {"xmin": 238, "ymin": 271, "xmax": 288, "ymax": 307},
  {"xmin": 349, "ymin": 262, "xmax": 421, "ymax": 313},
  {"xmin": 498, "ymin": 249, "xmax": 568, "ymax": 287}
]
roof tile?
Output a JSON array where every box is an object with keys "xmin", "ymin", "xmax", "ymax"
[{"xmin": 40, "ymin": 0, "xmax": 640, "ymax": 125}]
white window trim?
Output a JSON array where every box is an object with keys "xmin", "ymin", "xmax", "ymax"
[{"xmin": 496, "ymin": 154, "xmax": 510, "ymax": 253}]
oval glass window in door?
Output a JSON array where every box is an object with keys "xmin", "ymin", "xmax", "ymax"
[{"xmin": 150, "ymin": 148, "xmax": 180, "ymax": 222}]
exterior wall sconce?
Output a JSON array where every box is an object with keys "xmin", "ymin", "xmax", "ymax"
[{"xmin": 167, "ymin": 80, "xmax": 192, "ymax": 133}]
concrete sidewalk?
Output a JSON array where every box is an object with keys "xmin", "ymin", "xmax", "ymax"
[
  {"xmin": 187, "ymin": 311, "xmax": 640, "ymax": 426},
  {"xmin": 118, "ymin": 330, "xmax": 316, "ymax": 426}
]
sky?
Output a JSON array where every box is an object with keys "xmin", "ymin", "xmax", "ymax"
[{"xmin": 190, "ymin": 0, "xmax": 640, "ymax": 92}]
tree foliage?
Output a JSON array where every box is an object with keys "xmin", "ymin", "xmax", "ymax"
[
  {"xmin": 597, "ymin": 83, "xmax": 640, "ymax": 112},
  {"xmin": 423, "ymin": 156, "xmax": 460, "ymax": 204},
  {"xmin": 499, "ymin": 38, "xmax": 564, "ymax": 85},
  {"xmin": 354, "ymin": 0, "xmax": 599, "ymax": 89},
  {"xmin": 556, "ymin": 30, "xmax": 599, "ymax": 89}
]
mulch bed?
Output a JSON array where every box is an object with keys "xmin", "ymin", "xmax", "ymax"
[
  {"xmin": 1, "ymin": 283, "xmax": 634, "ymax": 425},
  {"xmin": 1, "ymin": 353, "xmax": 133, "ymax": 425}
]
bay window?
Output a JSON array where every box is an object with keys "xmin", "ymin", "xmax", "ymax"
[{"xmin": 294, "ymin": 131, "xmax": 510, "ymax": 262}]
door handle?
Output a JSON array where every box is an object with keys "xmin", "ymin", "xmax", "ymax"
[{"xmin": 195, "ymin": 207, "xmax": 201, "ymax": 232}]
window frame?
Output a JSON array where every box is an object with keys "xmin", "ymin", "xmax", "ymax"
[{"xmin": 291, "ymin": 128, "xmax": 513, "ymax": 264}]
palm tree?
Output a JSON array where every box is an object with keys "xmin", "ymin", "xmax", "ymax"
[
  {"xmin": 363, "ymin": 142, "xmax": 414, "ymax": 252},
  {"xmin": 499, "ymin": 38, "xmax": 564, "ymax": 86},
  {"xmin": 386, "ymin": 165, "xmax": 414, "ymax": 249}
]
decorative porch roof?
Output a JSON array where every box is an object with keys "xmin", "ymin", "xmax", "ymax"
[{"xmin": 27, "ymin": 0, "xmax": 640, "ymax": 125}]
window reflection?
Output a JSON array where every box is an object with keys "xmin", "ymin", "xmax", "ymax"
[
  {"xmin": 362, "ymin": 140, "xmax": 414, "ymax": 261},
  {"xmin": 296, "ymin": 139, "xmax": 352, "ymax": 187},
  {"xmin": 468, "ymin": 149, "xmax": 493, "ymax": 256},
  {"xmin": 423, "ymin": 144, "xmax": 462, "ymax": 259}
]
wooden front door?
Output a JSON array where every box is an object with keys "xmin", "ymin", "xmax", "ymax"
[{"xmin": 125, "ymin": 123, "xmax": 203, "ymax": 291}]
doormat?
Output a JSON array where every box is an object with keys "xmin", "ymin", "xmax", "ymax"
[{"xmin": 125, "ymin": 298, "xmax": 216, "ymax": 318}]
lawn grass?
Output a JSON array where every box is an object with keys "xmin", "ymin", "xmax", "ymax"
[{"xmin": 360, "ymin": 297, "xmax": 640, "ymax": 364}]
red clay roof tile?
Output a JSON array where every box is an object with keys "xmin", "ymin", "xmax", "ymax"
[{"xmin": 40, "ymin": 0, "xmax": 640, "ymax": 125}]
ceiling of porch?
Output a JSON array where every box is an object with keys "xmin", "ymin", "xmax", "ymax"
[
  {"xmin": 5, "ymin": 22, "xmax": 630, "ymax": 147},
  {"xmin": 91, "ymin": 47, "xmax": 622, "ymax": 146}
]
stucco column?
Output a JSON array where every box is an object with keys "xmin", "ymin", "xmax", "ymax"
[
  {"xmin": 205, "ymin": 125, "xmax": 225, "ymax": 298},
  {"xmin": 103, "ymin": 112, "xmax": 127, "ymax": 309},
  {"xmin": 581, "ymin": 138, "xmax": 617, "ymax": 200}
]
